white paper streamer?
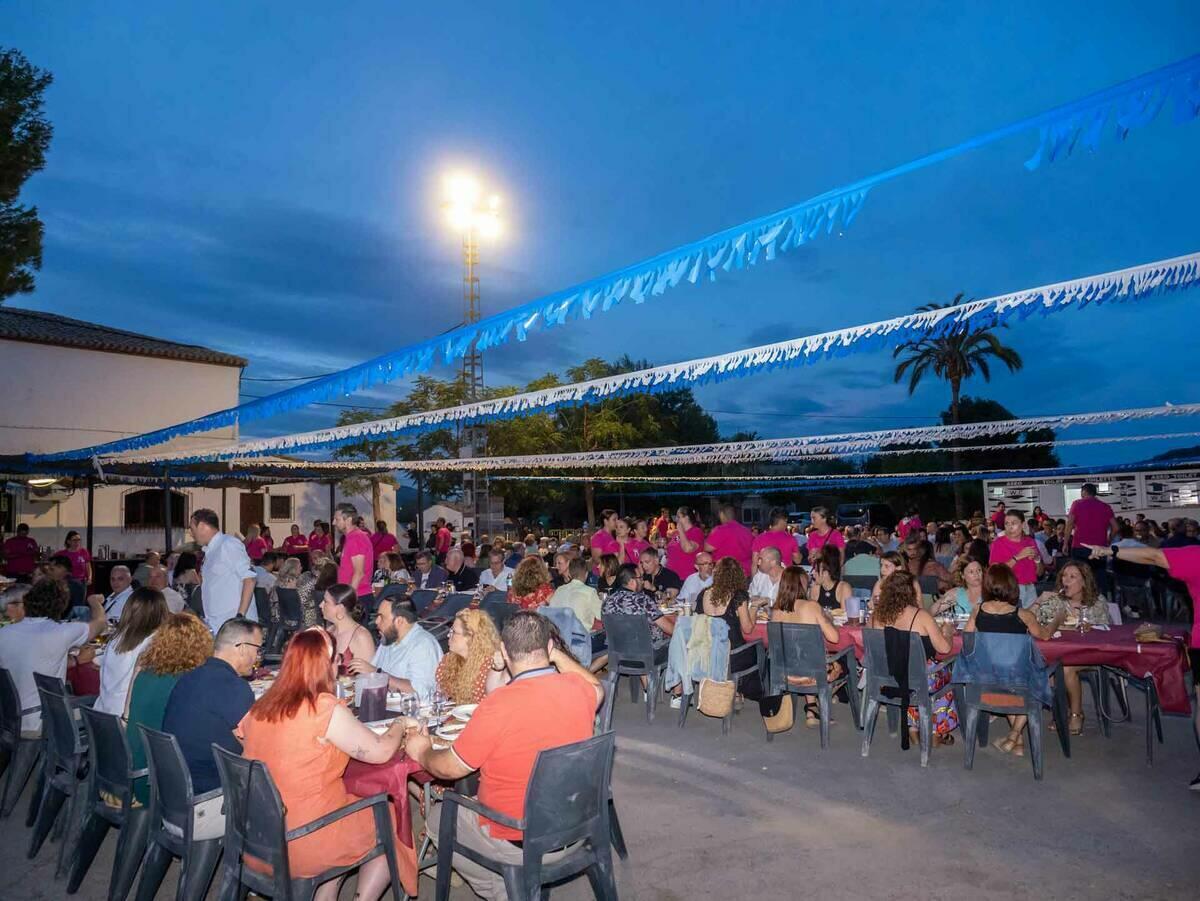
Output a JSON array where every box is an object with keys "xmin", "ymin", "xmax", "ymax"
[{"xmin": 109, "ymin": 251, "xmax": 1200, "ymax": 465}]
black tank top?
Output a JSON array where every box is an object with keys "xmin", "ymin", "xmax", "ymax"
[
  {"xmin": 975, "ymin": 604, "xmax": 1028, "ymax": 635},
  {"xmin": 816, "ymin": 582, "xmax": 839, "ymax": 609}
]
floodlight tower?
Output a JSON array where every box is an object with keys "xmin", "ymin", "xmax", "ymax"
[{"xmin": 442, "ymin": 174, "xmax": 501, "ymax": 538}]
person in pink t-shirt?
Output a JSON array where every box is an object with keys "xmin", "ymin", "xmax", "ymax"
[
  {"xmin": 589, "ymin": 509, "xmax": 620, "ymax": 572},
  {"xmin": 333, "ymin": 503, "xmax": 375, "ymax": 599},
  {"xmin": 3, "ymin": 524, "xmax": 40, "ymax": 578},
  {"xmin": 705, "ymin": 503, "xmax": 754, "ymax": 576},
  {"xmin": 751, "ymin": 509, "xmax": 799, "ymax": 571},
  {"xmin": 62, "ymin": 531, "xmax": 93, "ymax": 584},
  {"xmin": 282, "ymin": 523, "xmax": 309, "ymax": 556},
  {"xmin": 371, "ymin": 521, "xmax": 399, "ymax": 556},
  {"xmin": 1064, "ymin": 484, "xmax": 1117, "ymax": 554},
  {"xmin": 805, "ymin": 506, "xmax": 845, "ymax": 566},
  {"xmin": 260, "ymin": 526, "xmax": 275, "ymax": 550},
  {"xmin": 612, "ymin": 517, "xmax": 643, "ymax": 565},
  {"xmin": 989, "ymin": 503, "xmax": 1007, "ymax": 532},
  {"xmin": 1086, "ymin": 541, "xmax": 1200, "ymax": 789},
  {"xmin": 435, "ymin": 519, "xmax": 453, "ymax": 562},
  {"xmin": 988, "ymin": 509, "xmax": 1042, "ymax": 606},
  {"xmin": 243, "ymin": 525, "xmax": 268, "ymax": 563},
  {"xmin": 308, "ymin": 522, "xmax": 331, "ymax": 554},
  {"xmin": 897, "ymin": 507, "xmax": 923, "ymax": 541},
  {"xmin": 624, "ymin": 518, "xmax": 651, "ymax": 564},
  {"xmin": 665, "ymin": 507, "xmax": 705, "ymax": 580}
]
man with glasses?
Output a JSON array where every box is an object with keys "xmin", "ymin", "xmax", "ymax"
[
  {"xmin": 679, "ymin": 553, "xmax": 715, "ymax": 606},
  {"xmin": 162, "ymin": 616, "xmax": 261, "ymax": 828}
]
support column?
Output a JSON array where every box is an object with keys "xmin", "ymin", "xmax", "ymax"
[
  {"xmin": 328, "ymin": 482, "xmax": 336, "ymax": 523},
  {"xmin": 162, "ymin": 473, "xmax": 173, "ymax": 555},
  {"xmin": 221, "ymin": 486, "xmax": 228, "ymax": 531},
  {"xmin": 416, "ymin": 474, "xmax": 425, "ymax": 536},
  {"xmin": 85, "ymin": 477, "xmax": 95, "ymax": 555}
]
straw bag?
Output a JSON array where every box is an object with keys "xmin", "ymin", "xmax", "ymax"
[
  {"xmin": 762, "ymin": 695, "xmax": 794, "ymax": 733},
  {"xmin": 696, "ymin": 678, "xmax": 736, "ymax": 717}
]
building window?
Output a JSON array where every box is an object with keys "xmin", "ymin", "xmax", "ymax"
[
  {"xmin": 269, "ymin": 494, "xmax": 293, "ymax": 521},
  {"xmin": 123, "ymin": 489, "xmax": 186, "ymax": 530}
]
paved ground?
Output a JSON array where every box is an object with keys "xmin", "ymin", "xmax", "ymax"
[{"xmin": 2, "ymin": 689, "xmax": 1197, "ymax": 900}]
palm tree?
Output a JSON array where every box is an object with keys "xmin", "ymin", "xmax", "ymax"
[{"xmin": 893, "ymin": 293, "xmax": 1023, "ymax": 518}]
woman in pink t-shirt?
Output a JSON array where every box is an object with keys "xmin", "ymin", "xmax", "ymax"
[
  {"xmin": 988, "ymin": 510, "xmax": 1041, "ymax": 605},
  {"xmin": 624, "ymin": 518, "xmax": 651, "ymax": 564},
  {"xmin": 806, "ymin": 507, "xmax": 845, "ymax": 566},
  {"xmin": 260, "ymin": 525, "xmax": 275, "ymax": 550},
  {"xmin": 62, "ymin": 530, "xmax": 93, "ymax": 585},
  {"xmin": 666, "ymin": 507, "xmax": 705, "ymax": 580},
  {"xmin": 308, "ymin": 523, "xmax": 331, "ymax": 554},
  {"xmin": 282, "ymin": 524, "xmax": 309, "ymax": 556},
  {"xmin": 244, "ymin": 524, "xmax": 268, "ymax": 563},
  {"xmin": 613, "ymin": 517, "xmax": 642, "ymax": 565}
]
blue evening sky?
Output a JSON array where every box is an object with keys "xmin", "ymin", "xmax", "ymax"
[{"xmin": 6, "ymin": 2, "xmax": 1200, "ymax": 468}]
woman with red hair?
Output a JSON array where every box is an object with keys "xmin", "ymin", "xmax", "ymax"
[{"xmin": 237, "ymin": 627, "xmax": 413, "ymax": 900}]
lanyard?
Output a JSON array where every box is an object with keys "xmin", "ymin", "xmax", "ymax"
[{"xmin": 510, "ymin": 666, "xmax": 556, "ymax": 683}]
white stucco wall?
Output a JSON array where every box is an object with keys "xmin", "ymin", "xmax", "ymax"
[
  {"xmin": 0, "ymin": 339, "xmax": 242, "ymax": 456},
  {"xmin": 1, "ymin": 337, "xmax": 396, "ymax": 552}
]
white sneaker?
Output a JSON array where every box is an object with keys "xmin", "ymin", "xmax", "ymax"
[{"xmin": 669, "ymin": 696, "xmax": 682, "ymax": 709}]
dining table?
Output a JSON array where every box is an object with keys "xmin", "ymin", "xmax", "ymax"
[{"xmin": 738, "ymin": 617, "xmax": 1191, "ymax": 716}]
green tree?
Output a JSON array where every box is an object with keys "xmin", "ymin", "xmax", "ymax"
[
  {"xmin": 0, "ymin": 49, "xmax": 53, "ymax": 302},
  {"xmin": 332, "ymin": 408, "xmax": 402, "ymax": 522},
  {"xmin": 892, "ymin": 294, "xmax": 1023, "ymax": 518}
]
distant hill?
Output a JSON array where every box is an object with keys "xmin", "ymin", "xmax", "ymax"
[{"xmin": 1150, "ymin": 445, "xmax": 1200, "ymax": 463}]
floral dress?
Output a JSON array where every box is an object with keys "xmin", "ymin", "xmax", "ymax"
[
  {"xmin": 509, "ymin": 582, "xmax": 554, "ymax": 610},
  {"xmin": 1034, "ymin": 592, "xmax": 1110, "ymax": 627}
]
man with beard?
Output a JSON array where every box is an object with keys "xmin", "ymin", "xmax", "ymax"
[{"xmin": 348, "ymin": 597, "xmax": 442, "ymax": 701}]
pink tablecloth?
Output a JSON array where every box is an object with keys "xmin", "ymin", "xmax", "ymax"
[
  {"xmin": 67, "ymin": 660, "xmax": 100, "ymax": 696},
  {"xmin": 829, "ymin": 623, "xmax": 1192, "ymax": 716},
  {"xmin": 343, "ymin": 753, "xmax": 422, "ymax": 897}
]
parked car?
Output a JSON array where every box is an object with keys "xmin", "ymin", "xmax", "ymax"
[{"xmin": 835, "ymin": 503, "xmax": 897, "ymax": 531}]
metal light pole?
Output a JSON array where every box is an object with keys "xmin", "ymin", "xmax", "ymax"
[{"xmin": 443, "ymin": 175, "xmax": 501, "ymax": 541}]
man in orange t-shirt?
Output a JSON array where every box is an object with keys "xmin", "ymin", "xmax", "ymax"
[{"xmin": 406, "ymin": 611, "xmax": 603, "ymax": 900}]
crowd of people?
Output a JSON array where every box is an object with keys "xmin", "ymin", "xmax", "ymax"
[{"xmin": 1, "ymin": 484, "xmax": 1198, "ymax": 898}]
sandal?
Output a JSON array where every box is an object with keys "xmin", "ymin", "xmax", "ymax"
[
  {"xmin": 1011, "ymin": 736, "xmax": 1025, "ymax": 757},
  {"xmin": 935, "ymin": 733, "xmax": 956, "ymax": 747},
  {"xmin": 1069, "ymin": 712, "xmax": 1085, "ymax": 736},
  {"xmin": 991, "ymin": 732, "xmax": 1019, "ymax": 754},
  {"xmin": 803, "ymin": 701, "xmax": 820, "ymax": 728}
]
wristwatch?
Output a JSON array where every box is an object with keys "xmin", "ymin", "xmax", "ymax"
[{"xmin": 1110, "ymin": 545, "xmax": 1119, "ymax": 560}]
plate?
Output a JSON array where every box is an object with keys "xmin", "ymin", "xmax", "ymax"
[
  {"xmin": 435, "ymin": 722, "xmax": 468, "ymax": 741},
  {"xmin": 450, "ymin": 704, "xmax": 478, "ymax": 721}
]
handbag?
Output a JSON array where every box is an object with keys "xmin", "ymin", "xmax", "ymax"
[
  {"xmin": 761, "ymin": 695, "xmax": 794, "ymax": 733},
  {"xmin": 696, "ymin": 677, "xmax": 736, "ymax": 718}
]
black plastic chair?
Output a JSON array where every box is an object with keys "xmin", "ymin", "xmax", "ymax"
[
  {"xmin": 424, "ymin": 592, "xmax": 474, "ymax": 623},
  {"xmin": 1099, "ymin": 666, "xmax": 1164, "ymax": 765},
  {"xmin": 480, "ymin": 598, "xmax": 519, "ymax": 633},
  {"xmin": 211, "ymin": 744, "xmax": 404, "ymax": 901},
  {"xmin": 678, "ymin": 639, "xmax": 766, "ymax": 735},
  {"xmin": 410, "ymin": 589, "xmax": 438, "ymax": 617},
  {"xmin": 954, "ymin": 633, "xmax": 1069, "ymax": 781},
  {"xmin": 133, "ymin": 726, "xmax": 224, "ymax": 901},
  {"xmin": 860, "ymin": 628, "xmax": 956, "ymax": 768},
  {"xmin": 602, "ymin": 613, "xmax": 668, "ymax": 722},
  {"xmin": 253, "ymin": 586, "xmax": 276, "ymax": 646},
  {"xmin": 917, "ymin": 576, "xmax": 941, "ymax": 602},
  {"xmin": 0, "ymin": 665, "xmax": 42, "ymax": 818},
  {"xmin": 68, "ymin": 707, "xmax": 150, "ymax": 900},
  {"xmin": 272, "ymin": 587, "xmax": 305, "ymax": 652},
  {"xmin": 377, "ymin": 583, "xmax": 408, "ymax": 603},
  {"xmin": 435, "ymin": 732, "xmax": 618, "ymax": 901},
  {"xmin": 765, "ymin": 623, "xmax": 860, "ymax": 748},
  {"xmin": 28, "ymin": 682, "xmax": 90, "ymax": 876}
]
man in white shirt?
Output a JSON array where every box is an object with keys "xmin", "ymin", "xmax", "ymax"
[
  {"xmin": 252, "ymin": 552, "xmax": 281, "ymax": 591},
  {"xmin": 477, "ymin": 549, "xmax": 514, "ymax": 593},
  {"xmin": 147, "ymin": 565, "xmax": 186, "ymax": 613},
  {"xmin": 192, "ymin": 508, "xmax": 256, "ymax": 632},
  {"xmin": 748, "ymin": 546, "xmax": 784, "ymax": 607},
  {"xmin": 103, "ymin": 566, "xmax": 134, "ymax": 619},
  {"xmin": 0, "ymin": 580, "xmax": 105, "ymax": 733},
  {"xmin": 349, "ymin": 597, "xmax": 442, "ymax": 700},
  {"xmin": 678, "ymin": 553, "xmax": 715, "ymax": 605}
]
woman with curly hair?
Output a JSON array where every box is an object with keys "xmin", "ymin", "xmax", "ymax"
[
  {"xmin": 508, "ymin": 555, "xmax": 554, "ymax": 610},
  {"xmin": 125, "ymin": 612, "xmax": 214, "ymax": 803},
  {"xmin": 697, "ymin": 557, "xmax": 762, "ymax": 700},
  {"xmin": 869, "ymin": 572, "xmax": 958, "ymax": 747},
  {"xmin": 435, "ymin": 609, "xmax": 506, "ymax": 705}
]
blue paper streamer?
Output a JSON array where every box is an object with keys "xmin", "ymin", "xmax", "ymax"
[
  {"xmin": 31, "ymin": 52, "xmax": 1200, "ymax": 465},
  {"xmin": 91, "ymin": 252, "xmax": 1200, "ymax": 464}
]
